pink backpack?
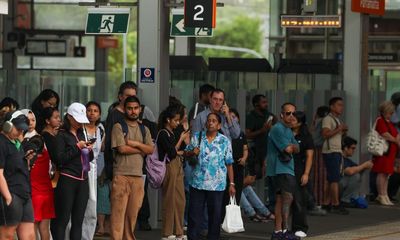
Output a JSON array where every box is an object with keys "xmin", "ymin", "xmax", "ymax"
[{"xmin": 146, "ymin": 130, "xmax": 170, "ymax": 189}]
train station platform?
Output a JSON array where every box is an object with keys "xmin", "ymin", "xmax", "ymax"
[{"xmin": 94, "ymin": 202, "xmax": 400, "ymax": 239}]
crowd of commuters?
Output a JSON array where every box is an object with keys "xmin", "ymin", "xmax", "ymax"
[{"xmin": 0, "ymin": 83, "xmax": 399, "ymax": 240}]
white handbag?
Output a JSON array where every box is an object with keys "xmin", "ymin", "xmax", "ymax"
[
  {"xmin": 222, "ymin": 196, "xmax": 245, "ymax": 233},
  {"xmin": 366, "ymin": 118, "xmax": 389, "ymax": 156}
]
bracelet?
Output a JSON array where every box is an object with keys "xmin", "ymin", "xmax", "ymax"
[{"xmin": 230, "ymin": 182, "xmax": 235, "ymax": 186}]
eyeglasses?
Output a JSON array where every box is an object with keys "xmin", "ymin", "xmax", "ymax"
[{"xmin": 283, "ymin": 111, "xmax": 295, "ymax": 116}]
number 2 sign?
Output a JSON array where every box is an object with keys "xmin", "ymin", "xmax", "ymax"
[{"xmin": 184, "ymin": 0, "xmax": 216, "ymax": 28}]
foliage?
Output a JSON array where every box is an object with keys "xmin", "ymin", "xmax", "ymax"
[{"xmin": 196, "ymin": 15, "xmax": 263, "ymax": 59}]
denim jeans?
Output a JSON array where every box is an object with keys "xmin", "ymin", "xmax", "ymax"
[{"xmin": 240, "ymin": 186, "xmax": 271, "ymax": 217}]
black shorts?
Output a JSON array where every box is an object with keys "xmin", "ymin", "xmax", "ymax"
[
  {"xmin": 274, "ymin": 174, "xmax": 296, "ymax": 194},
  {"xmin": 323, "ymin": 153, "xmax": 342, "ymax": 183},
  {"xmin": 0, "ymin": 193, "xmax": 34, "ymax": 226}
]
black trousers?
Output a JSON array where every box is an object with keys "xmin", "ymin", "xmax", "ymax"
[
  {"xmin": 292, "ymin": 177, "xmax": 309, "ymax": 233},
  {"xmin": 188, "ymin": 187, "xmax": 224, "ymax": 240},
  {"xmin": 138, "ymin": 178, "xmax": 150, "ymax": 224},
  {"xmin": 50, "ymin": 175, "xmax": 89, "ymax": 240}
]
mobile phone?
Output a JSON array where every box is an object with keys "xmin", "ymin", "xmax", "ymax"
[
  {"xmin": 267, "ymin": 115, "xmax": 273, "ymax": 123},
  {"xmin": 88, "ymin": 138, "xmax": 97, "ymax": 144}
]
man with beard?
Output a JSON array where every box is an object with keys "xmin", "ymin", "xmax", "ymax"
[
  {"xmin": 246, "ymin": 94, "xmax": 274, "ymax": 179},
  {"xmin": 110, "ymin": 96, "xmax": 154, "ymax": 240}
]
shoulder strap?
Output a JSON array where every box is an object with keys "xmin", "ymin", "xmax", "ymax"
[
  {"xmin": 118, "ymin": 119, "xmax": 129, "ymax": 137},
  {"xmin": 98, "ymin": 124, "xmax": 105, "ymax": 139},
  {"xmin": 193, "ymin": 102, "xmax": 199, "ymax": 120},
  {"xmin": 139, "ymin": 124, "xmax": 146, "ymax": 142},
  {"xmin": 198, "ymin": 131, "xmax": 202, "ymax": 146}
]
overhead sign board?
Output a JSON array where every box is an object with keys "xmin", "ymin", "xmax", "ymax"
[
  {"xmin": 352, "ymin": 0, "xmax": 385, "ymax": 16},
  {"xmin": 281, "ymin": 15, "xmax": 341, "ymax": 28},
  {"xmin": 184, "ymin": 0, "xmax": 216, "ymax": 28},
  {"xmin": 171, "ymin": 9, "xmax": 212, "ymax": 37},
  {"xmin": 85, "ymin": 8, "xmax": 130, "ymax": 34}
]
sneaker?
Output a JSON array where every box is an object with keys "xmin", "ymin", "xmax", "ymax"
[
  {"xmin": 138, "ymin": 221, "xmax": 152, "ymax": 231},
  {"xmin": 161, "ymin": 235, "xmax": 176, "ymax": 240},
  {"xmin": 294, "ymin": 231, "xmax": 307, "ymax": 238},
  {"xmin": 283, "ymin": 231, "xmax": 301, "ymax": 240},
  {"xmin": 308, "ymin": 206, "xmax": 327, "ymax": 216},
  {"xmin": 176, "ymin": 235, "xmax": 187, "ymax": 240},
  {"xmin": 330, "ymin": 205, "xmax": 349, "ymax": 215},
  {"xmin": 271, "ymin": 231, "xmax": 284, "ymax": 240}
]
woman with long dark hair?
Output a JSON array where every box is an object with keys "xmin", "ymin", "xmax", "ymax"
[
  {"xmin": 21, "ymin": 109, "xmax": 56, "ymax": 240},
  {"xmin": 50, "ymin": 103, "xmax": 93, "ymax": 240},
  {"xmin": 82, "ymin": 101, "xmax": 105, "ymax": 239},
  {"xmin": 291, "ymin": 111, "xmax": 314, "ymax": 238},
  {"xmin": 158, "ymin": 105, "xmax": 190, "ymax": 240},
  {"xmin": 31, "ymin": 89, "xmax": 60, "ymax": 133}
]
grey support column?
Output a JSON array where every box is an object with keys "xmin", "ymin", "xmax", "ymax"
[
  {"xmin": 137, "ymin": 0, "xmax": 170, "ymax": 228},
  {"xmin": 343, "ymin": 0, "xmax": 370, "ymax": 193}
]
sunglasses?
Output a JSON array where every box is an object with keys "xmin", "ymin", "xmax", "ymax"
[{"xmin": 282, "ymin": 111, "xmax": 295, "ymax": 116}]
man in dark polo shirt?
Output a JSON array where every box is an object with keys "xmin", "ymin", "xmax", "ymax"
[
  {"xmin": 0, "ymin": 110, "xmax": 35, "ymax": 239},
  {"xmin": 245, "ymin": 94, "xmax": 274, "ymax": 179}
]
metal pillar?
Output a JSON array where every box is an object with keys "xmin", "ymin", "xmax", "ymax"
[
  {"xmin": 137, "ymin": 0, "xmax": 170, "ymax": 228},
  {"xmin": 174, "ymin": 37, "xmax": 196, "ymax": 56},
  {"xmin": 343, "ymin": 0, "xmax": 370, "ymax": 193}
]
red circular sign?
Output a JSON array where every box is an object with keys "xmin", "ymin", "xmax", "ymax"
[{"xmin": 143, "ymin": 68, "xmax": 152, "ymax": 78}]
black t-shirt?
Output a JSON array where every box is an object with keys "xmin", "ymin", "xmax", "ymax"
[
  {"xmin": 293, "ymin": 130, "xmax": 314, "ymax": 177},
  {"xmin": 157, "ymin": 129, "xmax": 178, "ymax": 162},
  {"xmin": 232, "ymin": 131, "xmax": 247, "ymax": 160},
  {"xmin": 245, "ymin": 110, "xmax": 273, "ymax": 159},
  {"xmin": 0, "ymin": 134, "xmax": 31, "ymax": 200}
]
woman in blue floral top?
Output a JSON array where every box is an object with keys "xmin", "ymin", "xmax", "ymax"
[{"xmin": 185, "ymin": 112, "xmax": 235, "ymax": 240}]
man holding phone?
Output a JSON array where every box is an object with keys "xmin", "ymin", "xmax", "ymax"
[
  {"xmin": 192, "ymin": 89, "xmax": 240, "ymax": 141},
  {"xmin": 246, "ymin": 94, "xmax": 275, "ymax": 179}
]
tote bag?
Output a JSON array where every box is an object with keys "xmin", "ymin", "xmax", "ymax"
[
  {"xmin": 366, "ymin": 118, "xmax": 389, "ymax": 156},
  {"xmin": 222, "ymin": 196, "xmax": 245, "ymax": 233}
]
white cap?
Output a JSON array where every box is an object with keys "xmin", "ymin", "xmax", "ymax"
[{"xmin": 67, "ymin": 102, "xmax": 89, "ymax": 124}]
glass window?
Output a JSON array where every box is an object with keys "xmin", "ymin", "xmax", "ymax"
[
  {"xmin": 32, "ymin": 36, "xmax": 95, "ymax": 70},
  {"xmin": 34, "ymin": 4, "xmax": 87, "ymax": 30},
  {"xmin": 386, "ymin": 0, "xmax": 400, "ymax": 10}
]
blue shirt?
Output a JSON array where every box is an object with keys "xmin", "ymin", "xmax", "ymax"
[
  {"xmin": 185, "ymin": 131, "xmax": 234, "ymax": 191},
  {"xmin": 266, "ymin": 122, "xmax": 298, "ymax": 177},
  {"xmin": 191, "ymin": 109, "xmax": 241, "ymax": 141}
]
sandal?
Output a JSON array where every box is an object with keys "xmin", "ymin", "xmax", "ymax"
[
  {"xmin": 250, "ymin": 214, "xmax": 270, "ymax": 223},
  {"xmin": 249, "ymin": 214, "xmax": 262, "ymax": 222},
  {"xmin": 265, "ymin": 213, "xmax": 275, "ymax": 220},
  {"xmin": 95, "ymin": 232, "xmax": 104, "ymax": 237}
]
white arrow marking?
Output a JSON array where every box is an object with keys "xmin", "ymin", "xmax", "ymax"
[{"xmin": 176, "ymin": 19, "xmax": 186, "ymax": 33}]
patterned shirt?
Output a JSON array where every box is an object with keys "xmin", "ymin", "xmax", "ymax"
[{"xmin": 185, "ymin": 131, "xmax": 234, "ymax": 191}]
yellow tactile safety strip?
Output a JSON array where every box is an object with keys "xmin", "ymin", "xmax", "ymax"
[{"xmin": 308, "ymin": 221, "xmax": 400, "ymax": 240}]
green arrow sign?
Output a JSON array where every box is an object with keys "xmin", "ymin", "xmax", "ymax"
[
  {"xmin": 86, "ymin": 8, "xmax": 130, "ymax": 35},
  {"xmin": 170, "ymin": 10, "xmax": 212, "ymax": 37}
]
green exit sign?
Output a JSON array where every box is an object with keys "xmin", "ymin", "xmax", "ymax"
[
  {"xmin": 86, "ymin": 8, "xmax": 130, "ymax": 35},
  {"xmin": 170, "ymin": 9, "xmax": 212, "ymax": 37}
]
